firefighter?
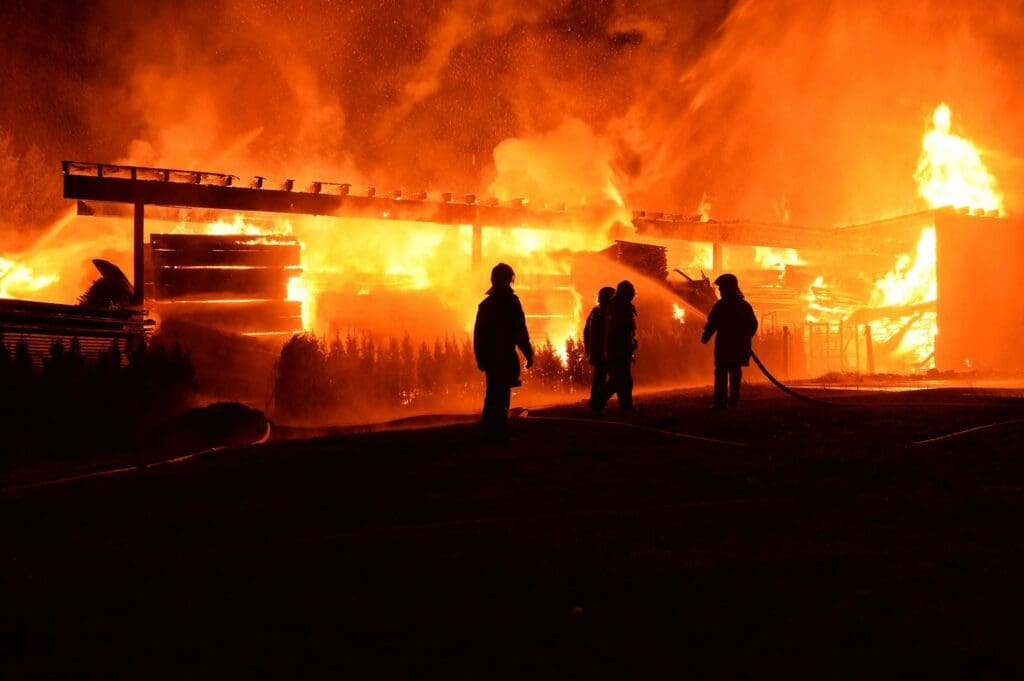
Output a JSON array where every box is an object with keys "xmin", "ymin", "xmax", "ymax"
[
  {"xmin": 473, "ymin": 262, "xmax": 534, "ymax": 440},
  {"xmin": 583, "ymin": 286, "xmax": 616, "ymax": 410},
  {"xmin": 701, "ymin": 273, "xmax": 758, "ymax": 408},
  {"xmin": 593, "ymin": 280, "xmax": 638, "ymax": 413}
]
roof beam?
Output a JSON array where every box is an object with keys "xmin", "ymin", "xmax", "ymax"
[{"xmin": 63, "ymin": 162, "xmax": 574, "ymax": 229}]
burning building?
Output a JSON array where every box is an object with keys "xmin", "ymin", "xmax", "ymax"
[
  {"xmin": 49, "ymin": 95, "xmax": 1018, "ymax": 397},
  {"xmin": 2, "ymin": 4, "xmax": 1022, "ymax": 407}
]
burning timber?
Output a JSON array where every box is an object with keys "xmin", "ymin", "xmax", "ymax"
[
  {"xmin": 149, "ymin": 233, "xmax": 302, "ymax": 337},
  {"xmin": 53, "ymin": 159, "xmax": 1024, "ymax": 384}
]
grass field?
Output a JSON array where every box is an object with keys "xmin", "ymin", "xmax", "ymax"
[{"xmin": 3, "ymin": 385, "xmax": 1024, "ymax": 677}]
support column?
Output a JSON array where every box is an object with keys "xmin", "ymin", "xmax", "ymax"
[
  {"xmin": 712, "ymin": 242, "xmax": 723, "ymax": 273},
  {"xmin": 824, "ymin": 322, "xmax": 831, "ymax": 372},
  {"xmin": 838, "ymin": 319, "xmax": 845, "ymax": 371},
  {"xmin": 471, "ymin": 223, "xmax": 482, "ymax": 269},
  {"xmin": 855, "ymin": 323, "xmax": 861, "ymax": 373},
  {"xmin": 782, "ymin": 325, "xmax": 790, "ymax": 380},
  {"xmin": 132, "ymin": 202, "xmax": 144, "ymax": 306},
  {"xmin": 864, "ymin": 324, "xmax": 875, "ymax": 375}
]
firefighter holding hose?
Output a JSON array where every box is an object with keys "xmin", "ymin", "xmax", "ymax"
[{"xmin": 701, "ymin": 273, "xmax": 758, "ymax": 409}]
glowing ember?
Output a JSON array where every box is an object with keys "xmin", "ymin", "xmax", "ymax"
[{"xmin": 915, "ymin": 103, "xmax": 1004, "ymax": 214}]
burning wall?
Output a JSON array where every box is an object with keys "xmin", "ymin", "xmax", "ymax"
[{"xmin": 935, "ymin": 212, "xmax": 1024, "ymax": 373}]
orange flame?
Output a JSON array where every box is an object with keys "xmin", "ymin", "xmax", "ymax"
[
  {"xmin": 0, "ymin": 256, "xmax": 59, "ymax": 299},
  {"xmin": 915, "ymin": 103, "xmax": 1004, "ymax": 214}
]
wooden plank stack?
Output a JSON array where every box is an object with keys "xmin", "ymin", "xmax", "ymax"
[
  {"xmin": 149, "ymin": 233, "xmax": 303, "ymax": 337},
  {"xmin": 0, "ymin": 299, "xmax": 152, "ymax": 368},
  {"xmin": 602, "ymin": 240, "xmax": 669, "ymax": 281}
]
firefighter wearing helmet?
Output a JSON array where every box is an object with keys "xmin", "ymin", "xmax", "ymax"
[
  {"xmin": 473, "ymin": 262, "xmax": 534, "ymax": 440},
  {"xmin": 701, "ymin": 273, "xmax": 758, "ymax": 408},
  {"xmin": 583, "ymin": 286, "xmax": 616, "ymax": 409},
  {"xmin": 591, "ymin": 279, "xmax": 638, "ymax": 413}
]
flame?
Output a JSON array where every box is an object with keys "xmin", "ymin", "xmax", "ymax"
[
  {"xmin": 0, "ymin": 211, "xmax": 126, "ymax": 304},
  {"xmin": 0, "ymin": 256, "xmax": 59, "ymax": 299},
  {"xmin": 696, "ymin": 193, "xmax": 712, "ymax": 223},
  {"xmin": 803, "ymin": 275, "xmax": 852, "ymax": 325},
  {"xmin": 286, "ymin": 275, "xmax": 316, "ymax": 330},
  {"xmin": 175, "ymin": 213, "xmax": 315, "ymax": 331},
  {"xmin": 870, "ymin": 227, "xmax": 936, "ymax": 308},
  {"xmin": 915, "ymin": 103, "xmax": 1004, "ymax": 214},
  {"xmin": 864, "ymin": 227, "xmax": 937, "ymax": 368},
  {"xmin": 672, "ymin": 303, "xmax": 686, "ymax": 323},
  {"xmin": 183, "ymin": 214, "xmax": 294, "ymax": 236},
  {"xmin": 754, "ymin": 246, "xmax": 803, "ymax": 271}
]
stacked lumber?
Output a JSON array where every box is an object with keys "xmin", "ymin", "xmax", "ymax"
[
  {"xmin": 602, "ymin": 241, "xmax": 669, "ymax": 281},
  {"xmin": 0, "ymin": 299, "xmax": 152, "ymax": 368},
  {"xmin": 149, "ymin": 233, "xmax": 303, "ymax": 337}
]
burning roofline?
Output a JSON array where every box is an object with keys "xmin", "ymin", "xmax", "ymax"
[{"xmin": 63, "ymin": 161, "xmax": 579, "ymax": 229}]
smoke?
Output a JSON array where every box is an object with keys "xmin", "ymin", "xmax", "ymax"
[
  {"xmin": 613, "ymin": 0, "xmax": 1024, "ymax": 224},
  {"xmin": 5, "ymin": 1, "xmax": 1024, "ymax": 228},
  {"xmin": 2, "ymin": 0, "xmax": 1023, "ymax": 285}
]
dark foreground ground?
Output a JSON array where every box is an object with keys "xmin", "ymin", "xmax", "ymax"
[{"xmin": 4, "ymin": 385, "xmax": 1024, "ymax": 678}]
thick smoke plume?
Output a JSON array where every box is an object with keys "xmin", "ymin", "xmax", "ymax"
[
  {"xmin": 4, "ymin": 1, "xmax": 1023, "ymax": 232},
  {"xmin": 1, "ymin": 0, "xmax": 1022, "ymax": 305}
]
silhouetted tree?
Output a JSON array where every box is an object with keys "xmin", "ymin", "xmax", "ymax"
[
  {"xmin": 400, "ymin": 334, "xmax": 415, "ymax": 403},
  {"xmin": 533, "ymin": 337, "xmax": 564, "ymax": 391},
  {"xmin": 275, "ymin": 334, "xmax": 331, "ymax": 420}
]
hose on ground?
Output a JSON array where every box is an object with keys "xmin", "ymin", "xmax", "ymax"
[
  {"xmin": 749, "ymin": 351, "xmax": 841, "ymax": 407},
  {"xmin": 669, "ymin": 288, "xmax": 841, "ymax": 407}
]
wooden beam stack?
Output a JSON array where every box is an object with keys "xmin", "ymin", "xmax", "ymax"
[{"xmin": 149, "ymin": 233, "xmax": 303, "ymax": 337}]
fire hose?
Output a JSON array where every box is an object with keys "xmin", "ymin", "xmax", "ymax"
[
  {"xmin": 749, "ymin": 350, "xmax": 841, "ymax": 407},
  {"xmin": 671, "ymin": 278, "xmax": 841, "ymax": 407}
]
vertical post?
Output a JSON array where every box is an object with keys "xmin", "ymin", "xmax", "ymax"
[
  {"xmin": 471, "ymin": 223, "xmax": 482, "ymax": 269},
  {"xmin": 782, "ymin": 325, "xmax": 790, "ymax": 380},
  {"xmin": 864, "ymin": 323, "xmax": 875, "ymax": 375},
  {"xmin": 824, "ymin": 322, "xmax": 831, "ymax": 372},
  {"xmin": 132, "ymin": 202, "xmax": 144, "ymax": 306},
  {"xmin": 838, "ymin": 319, "xmax": 845, "ymax": 371},
  {"xmin": 808, "ymin": 322, "xmax": 815, "ymax": 376},
  {"xmin": 712, "ymin": 242, "xmax": 723, "ymax": 273},
  {"xmin": 855, "ymin": 323, "xmax": 861, "ymax": 373}
]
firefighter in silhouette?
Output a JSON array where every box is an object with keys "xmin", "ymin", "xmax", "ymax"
[
  {"xmin": 593, "ymin": 280, "xmax": 638, "ymax": 413},
  {"xmin": 701, "ymin": 273, "xmax": 758, "ymax": 408},
  {"xmin": 583, "ymin": 286, "xmax": 616, "ymax": 410},
  {"xmin": 473, "ymin": 262, "xmax": 534, "ymax": 439}
]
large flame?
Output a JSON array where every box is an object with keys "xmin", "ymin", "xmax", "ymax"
[
  {"xmin": 868, "ymin": 227, "xmax": 938, "ymax": 367},
  {"xmin": 871, "ymin": 227, "xmax": 936, "ymax": 309},
  {"xmin": 915, "ymin": 103, "xmax": 1004, "ymax": 215},
  {"xmin": 0, "ymin": 256, "xmax": 59, "ymax": 299}
]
